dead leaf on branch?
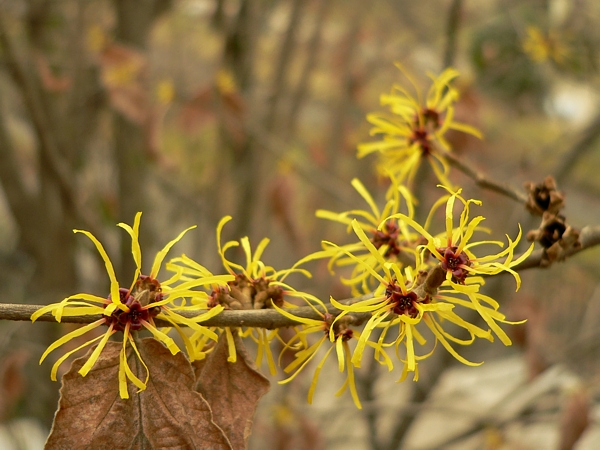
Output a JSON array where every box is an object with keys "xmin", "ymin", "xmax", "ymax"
[
  {"xmin": 46, "ymin": 338, "xmax": 232, "ymax": 450},
  {"xmin": 195, "ymin": 331, "xmax": 271, "ymax": 450}
]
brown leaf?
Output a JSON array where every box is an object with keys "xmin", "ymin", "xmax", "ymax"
[
  {"xmin": 178, "ymin": 86, "xmax": 217, "ymax": 133},
  {"xmin": 107, "ymin": 84, "xmax": 148, "ymax": 124},
  {"xmin": 35, "ymin": 54, "xmax": 72, "ymax": 92},
  {"xmin": 99, "ymin": 43, "xmax": 146, "ymax": 88},
  {"xmin": 46, "ymin": 338, "xmax": 232, "ymax": 450},
  {"xmin": 97, "ymin": 43, "xmax": 148, "ymax": 124},
  {"xmin": 196, "ymin": 332, "xmax": 271, "ymax": 450}
]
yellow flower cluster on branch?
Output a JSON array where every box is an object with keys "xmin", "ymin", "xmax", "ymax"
[
  {"xmin": 32, "ymin": 64, "xmax": 534, "ymax": 408},
  {"xmin": 32, "ymin": 213, "xmax": 232, "ymax": 398},
  {"xmin": 358, "ymin": 66, "xmax": 482, "ymax": 190}
]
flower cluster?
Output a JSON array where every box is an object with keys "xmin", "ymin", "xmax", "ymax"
[
  {"xmin": 32, "ymin": 64, "xmax": 535, "ymax": 409},
  {"xmin": 294, "ymin": 186, "xmax": 533, "ymax": 392},
  {"xmin": 357, "ymin": 65, "xmax": 482, "ymax": 190},
  {"xmin": 168, "ymin": 215, "xmax": 317, "ymax": 374}
]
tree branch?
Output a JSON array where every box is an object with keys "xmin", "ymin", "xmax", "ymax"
[
  {"xmin": 0, "ymin": 294, "xmax": 373, "ymax": 328},
  {"xmin": 445, "ymin": 151, "xmax": 529, "ymax": 204},
  {"xmin": 512, "ymin": 225, "xmax": 600, "ymax": 271},
  {"xmin": 0, "ymin": 15, "xmax": 99, "ymax": 235},
  {"xmin": 442, "ymin": 0, "xmax": 463, "ymax": 68},
  {"xmin": 2, "ymin": 226, "xmax": 600, "ymax": 326},
  {"xmin": 554, "ymin": 111, "xmax": 600, "ymax": 184}
]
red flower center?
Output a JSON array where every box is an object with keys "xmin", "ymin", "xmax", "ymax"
[
  {"xmin": 385, "ymin": 281, "xmax": 419, "ymax": 318},
  {"xmin": 438, "ymin": 246, "xmax": 471, "ymax": 283},
  {"xmin": 371, "ymin": 220, "xmax": 402, "ymax": 257},
  {"xmin": 104, "ymin": 276, "xmax": 162, "ymax": 332}
]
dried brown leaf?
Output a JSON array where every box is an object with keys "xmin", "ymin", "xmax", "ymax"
[
  {"xmin": 46, "ymin": 338, "xmax": 232, "ymax": 450},
  {"xmin": 108, "ymin": 85, "xmax": 148, "ymax": 124},
  {"xmin": 196, "ymin": 332, "xmax": 270, "ymax": 450}
]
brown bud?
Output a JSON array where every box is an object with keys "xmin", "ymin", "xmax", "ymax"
[
  {"xmin": 528, "ymin": 213, "xmax": 581, "ymax": 266},
  {"xmin": 524, "ymin": 176, "xmax": 565, "ymax": 215}
]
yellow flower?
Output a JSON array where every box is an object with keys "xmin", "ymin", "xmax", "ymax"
[
  {"xmin": 326, "ymin": 220, "xmax": 493, "ymax": 380},
  {"xmin": 386, "ymin": 186, "xmax": 534, "ymax": 288},
  {"xmin": 169, "ymin": 215, "xmax": 315, "ymax": 375},
  {"xmin": 314, "ymin": 177, "xmax": 450, "ymax": 295},
  {"xmin": 275, "ymin": 297, "xmax": 364, "ymax": 409},
  {"xmin": 381, "ymin": 187, "xmax": 533, "ymax": 346},
  {"xmin": 31, "ymin": 213, "xmax": 232, "ymax": 399},
  {"xmin": 522, "ymin": 26, "xmax": 569, "ymax": 64},
  {"xmin": 314, "ymin": 177, "xmax": 417, "ymax": 293},
  {"xmin": 358, "ymin": 66, "xmax": 482, "ymax": 188}
]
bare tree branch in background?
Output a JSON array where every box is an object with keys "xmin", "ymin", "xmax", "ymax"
[
  {"xmin": 283, "ymin": 0, "xmax": 330, "ymax": 139},
  {"xmin": 325, "ymin": 0, "xmax": 369, "ymax": 172},
  {"xmin": 554, "ymin": 110, "xmax": 600, "ymax": 184},
  {"xmin": 264, "ymin": 0, "xmax": 305, "ymax": 135},
  {"xmin": 442, "ymin": 0, "xmax": 463, "ymax": 68},
  {"xmin": 220, "ymin": 0, "xmax": 260, "ymax": 241},
  {"xmin": 112, "ymin": 0, "xmax": 173, "ymax": 281},
  {"xmin": 445, "ymin": 151, "xmax": 529, "ymax": 204}
]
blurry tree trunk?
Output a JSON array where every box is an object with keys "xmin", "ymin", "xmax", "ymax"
[
  {"xmin": 0, "ymin": 3, "xmax": 94, "ymax": 426},
  {"xmin": 443, "ymin": 0, "xmax": 463, "ymax": 68},
  {"xmin": 283, "ymin": 0, "xmax": 329, "ymax": 139},
  {"xmin": 112, "ymin": 0, "xmax": 172, "ymax": 280},
  {"xmin": 220, "ymin": 0, "xmax": 259, "ymax": 240},
  {"xmin": 325, "ymin": 0, "xmax": 368, "ymax": 172}
]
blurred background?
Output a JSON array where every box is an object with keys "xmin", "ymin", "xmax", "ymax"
[{"xmin": 1, "ymin": 0, "xmax": 600, "ymax": 448}]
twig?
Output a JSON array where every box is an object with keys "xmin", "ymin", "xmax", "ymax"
[
  {"xmin": 442, "ymin": 0, "xmax": 463, "ymax": 68},
  {"xmin": 554, "ymin": 111, "xmax": 600, "ymax": 184},
  {"xmin": 445, "ymin": 152, "xmax": 529, "ymax": 204},
  {"xmin": 3, "ymin": 227, "xmax": 600, "ymax": 326},
  {"xmin": 512, "ymin": 225, "xmax": 600, "ymax": 271},
  {"xmin": 0, "ymin": 294, "xmax": 373, "ymax": 328}
]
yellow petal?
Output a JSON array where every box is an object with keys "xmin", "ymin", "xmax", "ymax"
[
  {"xmin": 225, "ymin": 327, "xmax": 237, "ymax": 363},
  {"xmin": 75, "ymin": 229, "xmax": 120, "ymax": 311},
  {"xmin": 78, "ymin": 323, "xmax": 116, "ymax": 376},
  {"xmin": 40, "ymin": 319, "xmax": 106, "ymax": 364},
  {"xmin": 150, "ymin": 225, "xmax": 196, "ymax": 279},
  {"xmin": 117, "ymin": 212, "xmax": 142, "ymax": 292},
  {"xmin": 141, "ymin": 320, "xmax": 180, "ymax": 355},
  {"xmin": 307, "ymin": 346, "xmax": 335, "ymax": 404},
  {"xmin": 49, "ymin": 332, "xmax": 105, "ymax": 381}
]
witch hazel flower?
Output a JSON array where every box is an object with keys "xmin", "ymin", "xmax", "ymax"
[
  {"xmin": 31, "ymin": 212, "xmax": 232, "ymax": 399},
  {"xmin": 325, "ymin": 220, "xmax": 494, "ymax": 382},
  {"xmin": 386, "ymin": 186, "xmax": 534, "ymax": 288},
  {"xmin": 274, "ymin": 297, "xmax": 364, "ymax": 409},
  {"xmin": 358, "ymin": 66, "xmax": 482, "ymax": 189},
  {"xmin": 169, "ymin": 215, "xmax": 316, "ymax": 375}
]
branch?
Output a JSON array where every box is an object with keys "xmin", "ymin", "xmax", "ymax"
[
  {"xmin": 512, "ymin": 225, "xmax": 600, "ymax": 271},
  {"xmin": 442, "ymin": 0, "xmax": 463, "ymax": 68},
  {"xmin": 3, "ymin": 227, "xmax": 600, "ymax": 326},
  {"xmin": 554, "ymin": 111, "xmax": 600, "ymax": 184},
  {"xmin": 0, "ymin": 294, "xmax": 373, "ymax": 328},
  {"xmin": 445, "ymin": 152, "xmax": 529, "ymax": 204}
]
